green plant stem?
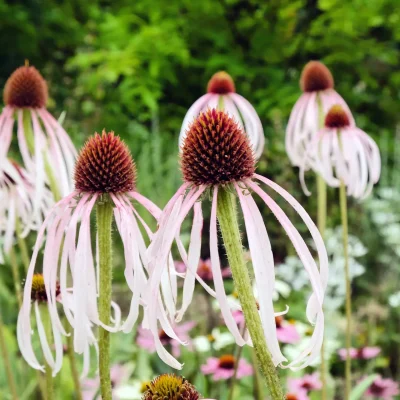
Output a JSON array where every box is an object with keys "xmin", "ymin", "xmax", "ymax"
[
  {"xmin": 0, "ymin": 313, "xmax": 19, "ymax": 400},
  {"xmin": 9, "ymin": 247, "xmax": 22, "ymax": 307},
  {"xmin": 339, "ymin": 180, "xmax": 352, "ymax": 400},
  {"xmin": 217, "ymin": 189, "xmax": 284, "ymax": 400},
  {"xmin": 251, "ymin": 348, "xmax": 264, "ymax": 400},
  {"xmin": 66, "ymin": 332, "xmax": 83, "ymax": 400},
  {"xmin": 317, "ymin": 175, "xmax": 328, "ymax": 400},
  {"xmin": 228, "ymin": 323, "xmax": 246, "ymax": 400},
  {"xmin": 96, "ymin": 198, "xmax": 114, "ymax": 400}
]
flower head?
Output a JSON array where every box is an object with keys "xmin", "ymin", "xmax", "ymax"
[
  {"xmin": 286, "ymin": 61, "xmax": 354, "ymax": 167},
  {"xmin": 201, "ymin": 355, "xmax": 253, "ymax": 381},
  {"xmin": 74, "ymin": 131, "xmax": 136, "ymax": 193},
  {"xmin": 285, "ymin": 392, "xmax": 309, "ymax": 400},
  {"xmin": 364, "ymin": 376, "xmax": 399, "ymax": 399},
  {"xmin": 18, "ymin": 130, "xmax": 164, "ymax": 377},
  {"xmin": 300, "ymin": 104, "xmax": 381, "ymax": 199},
  {"xmin": 181, "ymin": 108, "xmax": 255, "ymax": 186},
  {"xmin": 275, "ymin": 316, "xmax": 301, "ymax": 344},
  {"xmin": 3, "ymin": 66, "xmax": 48, "ymax": 108},
  {"xmin": 30, "ymin": 273, "xmax": 60, "ymax": 303},
  {"xmin": 300, "ymin": 61, "xmax": 334, "ymax": 93},
  {"xmin": 288, "ymin": 373, "xmax": 322, "ymax": 393},
  {"xmin": 142, "ymin": 374, "xmax": 200, "ymax": 400},
  {"xmin": 146, "ymin": 110, "xmax": 328, "ymax": 371},
  {"xmin": 207, "ymin": 71, "xmax": 236, "ymax": 94},
  {"xmin": 179, "ymin": 71, "xmax": 264, "ymax": 159},
  {"xmin": 1, "ymin": 64, "xmax": 77, "ymax": 218}
]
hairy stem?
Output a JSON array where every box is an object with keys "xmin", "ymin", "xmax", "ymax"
[
  {"xmin": 340, "ymin": 180, "xmax": 352, "ymax": 399},
  {"xmin": 217, "ymin": 189, "xmax": 284, "ymax": 400},
  {"xmin": 96, "ymin": 198, "xmax": 114, "ymax": 400}
]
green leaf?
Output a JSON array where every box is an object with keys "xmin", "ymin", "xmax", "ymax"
[{"xmin": 349, "ymin": 374, "xmax": 378, "ymax": 400}]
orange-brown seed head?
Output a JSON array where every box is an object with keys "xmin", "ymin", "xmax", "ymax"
[
  {"xmin": 286, "ymin": 394, "xmax": 299, "ymax": 400},
  {"xmin": 3, "ymin": 66, "xmax": 48, "ymax": 108},
  {"xmin": 324, "ymin": 105, "xmax": 351, "ymax": 129},
  {"xmin": 74, "ymin": 130, "xmax": 136, "ymax": 194},
  {"xmin": 300, "ymin": 61, "xmax": 334, "ymax": 93},
  {"xmin": 181, "ymin": 109, "xmax": 255, "ymax": 186},
  {"xmin": 218, "ymin": 354, "xmax": 236, "ymax": 369},
  {"xmin": 207, "ymin": 71, "xmax": 236, "ymax": 94},
  {"xmin": 30, "ymin": 273, "xmax": 60, "ymax": 303}
]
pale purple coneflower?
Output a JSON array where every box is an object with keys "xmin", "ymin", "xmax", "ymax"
[
  {"xmin": 287, "ymin": 373, "xmax": 322, "ymax": 394},
  {"xmin": 0, "ymin": 159, "xmax": 52, "ymax": 263},
  {"xmin": 146, "ymin": 108, "xmax": 328, "ymax": 370},
  {"xmin": 286, "ymin": 61, "xmax": 354, "ymax": 167},
  {"xmin": 137, "ymin": 321, "xmax": 195, "ymax": 358},
  {"xmin": 17, "ymin": 130, "xmax": 167, "ymax": 376},
  {"xmin": 300, "ymin": 104, "xmax": 381, "ymax": 199},
  {"xmin": 338, "ymin": 346, "xmax": 381, "ymax": 361},
  {"xmin": 179, "ymin": 71, "xmax": 265, "ymax": 159},
  {"xmin": 201, "ymin": 354, "xmax": 253, "ymax": 381},
  {"xmin": 0, "ymin": 65, "xmax": 76, "ymax": 216},
  {"xmin": 364, "ymin": 376, "xmax": 399, "ymax": 399}
]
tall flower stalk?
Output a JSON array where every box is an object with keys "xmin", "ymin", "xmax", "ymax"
[
  {"xmin": 339, "ymin": 179, "xmax": 351, "ymax": 399},
  {"xmin": 299, "ymin": 104, "xmax": 381, "ymax": 399},
  {"xmin": 217, "ymin": 189, "xmax": 284, "ymax": 399}
]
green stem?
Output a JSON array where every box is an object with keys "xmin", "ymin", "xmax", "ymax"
[
  {"xmin": 16, "ymin": 220, "xmax": 31, "ymax": 273},
  {"xmin": 9, "ymin": 247, "xmax": 22, "ymax": 307},
  {"xmin": 66, "ymin": 332, "xmax": 83, "ymax": 400},
  {"xmin": 96, "ymin": 198, "xmax": 114, "ymax": 400},
  {"xmin": 339, "ymin": 180, "xmax": 352, "ymax": 400},
  {"xmin": 0, "ymin": 313, "xmax": 19, "ymax": 400},
  {"xmin": 317, "ymin": 175, "xmax": 328, "ymax": 400},
  {"xmin": 44, "ymin": 155, "xmax": 61, "ymax": 202},
  {"xmin": 251, "ymin": 348, "xmax": 264, "ymax": 400},
  {"xmin": 217, "ymin": 189, "xmax": 284, "ymax": 400}
]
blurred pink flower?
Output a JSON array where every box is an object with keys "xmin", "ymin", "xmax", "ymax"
[
  {"xmin": 137, "ymin": 321, "xmax": 195, "ymax": 357},
  {"xmin": 365, "ymin": 376, "xmax": 399, "ymax": 399},
  {"xmin": 81, "ymin": 364, "xmax": 131, "ymax": 400},
  {"xmin": 276, "ymin": 316, "xmax": 301, "ymax": 344},
  {"xmin": 338, "ymin": 346, "xmax": 381, "ymax": 361},
  {"xmin": 201, "ymin": 354, "xmax": 253, "ymax": 381},
  {"xmin": 175, "ymin": 258, "xmax": 231, "ymax": 281},
  {"xmin": 288, "ymin": 373, "xmax": 322, "ymax": 395}
]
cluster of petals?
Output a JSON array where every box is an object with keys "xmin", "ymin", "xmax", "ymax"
[
  {"xmin": 0, "ymin": 103, "xmax": 76, "ymax": 212},
  {"xmin": 299, "ymin": 107, "xmax": 381, "ymax": 199},
  {"xmin": 0, "ymin": 158, "xmax": 52, "ymax": 263},
  {"xmin": 364, "ymin": 375, "xmax": 399, "ymax": 399},
  {"xmin": 338, "ymin": 346, "xmax": 381, "ymax": 360}
]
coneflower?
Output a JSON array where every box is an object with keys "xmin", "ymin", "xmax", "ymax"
[
  {"xmin": 0, "ymin": 64, "xmax": 76, "ymax": 215},
  {"xmin": 179, "ymin": 71, "xmax": 265, "ymax": 159},
  {"xmin": 142, "ymin": 374, "xmax": 207, "ymax": 400},
  {"xmin": 286, "ymin": 61, "xmax": 354, "ymax": 167},
  {"xmin": 300, "ymin": 104, "xmax": 381, "ymax": 199},
  {"xmin": 146, "ymin": 109, "xmax": 328, "ymax": 399},
  {"xmin": 18, "ymin": 130, "xmax": 166, "ymax": 400}
]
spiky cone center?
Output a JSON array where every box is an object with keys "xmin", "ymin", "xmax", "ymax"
[
  {"xmin": 300, "ymin": 61, "xmax": 334, "ymax": 93},
  {"xmin": 207, "ymin": 71, "xmax": 236, "ymax": 94},
  {"xmin": 142, "ymin": 374, "xmax": 200, "ymax": 400},
  {"xmin": 218, "ymin": 354, "xmax": 236, "ymax": 369},
  {"xmin": 275, "ymin": 315, "xmax": 283, "ymax": 328},
  {"xmin": 3, "ymin": 66, "xmax": 48, "ymax": 108},
  {"xmin": 181, "ymin": 108, "xmax": 255, "ymax": 186},
  {"xmin": 30, "ymin": 274, "xmax": 59, "ymax": 303},
  {"xmin": 74, "ymin": 130, "xmax": 136, "ymax": 194},
  {"xmin": 325, "ymin": 105, "xmax": 351, "ymax": 129},
  {"xmin": 286, "ymin": 394, "xmax": 299, "ymax": 400}
]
